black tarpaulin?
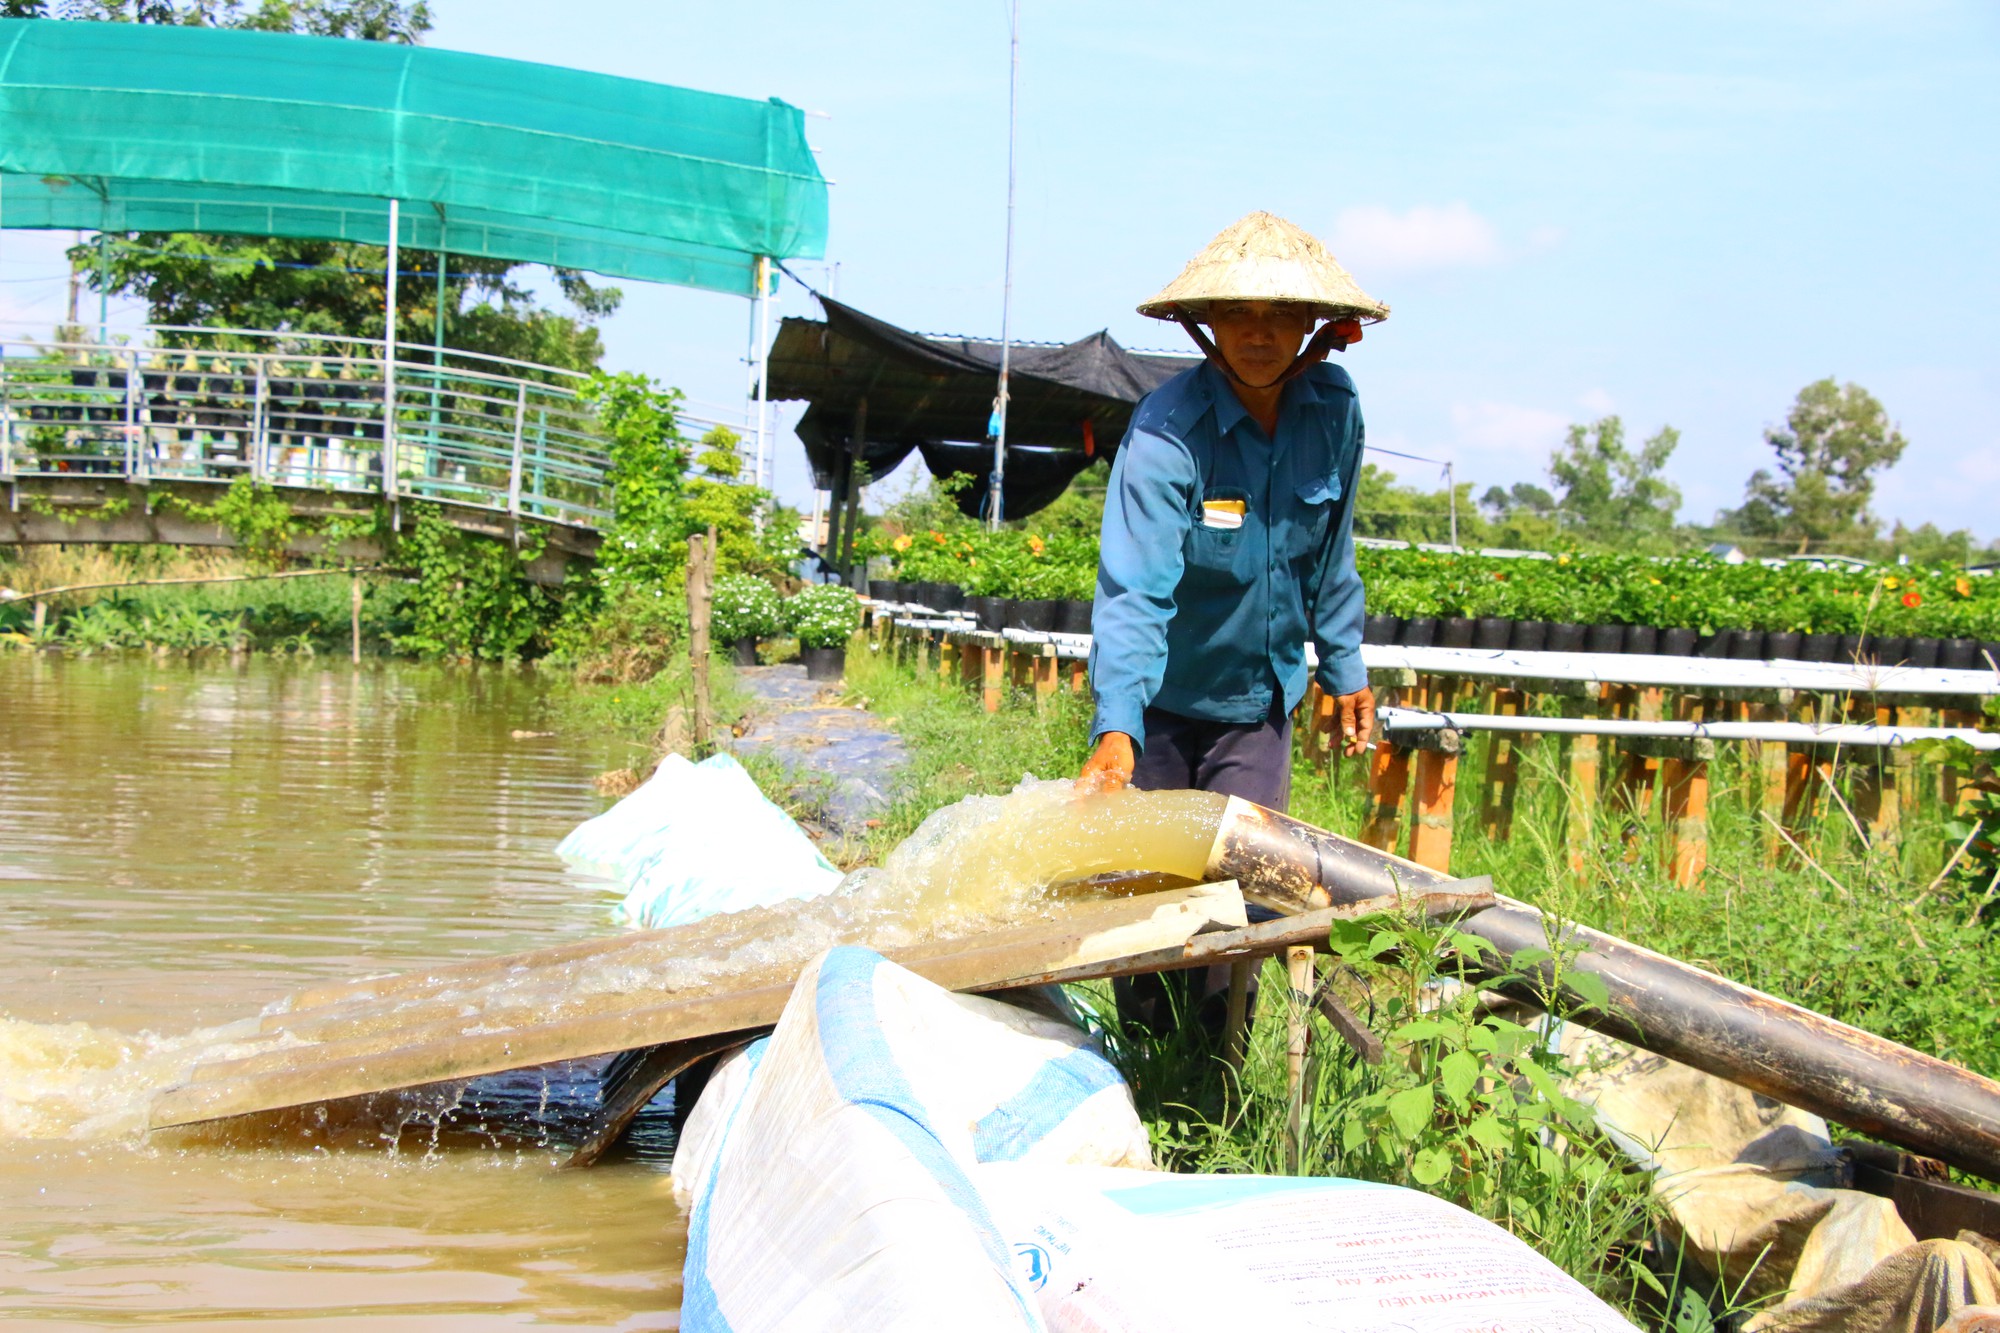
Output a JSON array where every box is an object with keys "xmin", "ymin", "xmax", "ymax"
[{"xmin": 769, "ymin": 295, "xmax": 1196, "ymax": 520}]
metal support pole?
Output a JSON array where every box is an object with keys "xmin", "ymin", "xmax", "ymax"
[
  {"xmin": 96, "ymin": 231, "xmax": 110, "ymax": 345},
  {"xmin": 756, "ymin": 256, "xmax": 773, "ymax": 495},
  {"xmin": 992, "ymin": 1, "xmax": 1024, "ymax": 528},
  {"xmin": 382, "ymin": 199, "xmax": 400, "ymax": 501},
  {"xmin": 1445, "ymin": 460, "xmax": 1458, "ymax": 550},
  {"xmin": 506, "ymin": 382, "xmax": 527, "ymax": 518}
]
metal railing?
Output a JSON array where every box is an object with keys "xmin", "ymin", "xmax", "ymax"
[{"xmin": 0, "ymin": 322, "xmax": 749, "ymax": 530}]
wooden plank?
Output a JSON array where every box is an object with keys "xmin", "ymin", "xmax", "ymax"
[
  {"xmin": 1479, "ymin": 687, "xmax": 1523, "ymax": 842},
  {"xmin": 1563, "ymin": 687, "xmax": 1602, "ymax": 879},
  {"xmin": 149, "ymin": 884, "xmax": 1249, "ymax": 1131},
  {"xmin": 1359, "ymin": 740, "xmax": 1411, "ymax": 852},
  {"xmin": 1408, "ymin": 747, "xmax": 1459, "ymax": 871}
]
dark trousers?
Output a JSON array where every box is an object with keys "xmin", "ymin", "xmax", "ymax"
[{"xmin": 1116, "ymin": 697, "xmax": 1293, "ymax": 1038}]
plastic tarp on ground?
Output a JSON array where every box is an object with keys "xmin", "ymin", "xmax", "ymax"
[
  {"xmin": 1562, "ymin": 1028, "xmax": 2000, "ymax": 1332},
  {"xmin": 0, "ymin": 18, "xmax": 827, "ymax": 293},
  {"xmin": 770, "ymin": 296, "xmax": 1198, "ymax": 519},
  {"xmin": 555, "ymin": 753, "xmax": 842, "ymax": 930},
  {"xmin": 675, "ymin": 946, "xmax": 1638, "ymax": 1333}
]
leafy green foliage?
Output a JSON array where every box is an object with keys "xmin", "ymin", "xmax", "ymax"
[
  {"xmin": 395, "ymin": 508, "xmax": 551, "ymax": 660},
  {"xmin": 42, "ymin": 1, "xmax": 432, "ymax": 37},
  {"xmin": 711, "ymin": 572, "xmax": 783, "ymax": 643},
  {"xmin": 166, "ymin": 476, "xmax": 297, "ymax": 568},
  {"xmin": 784, "ymin": 583, "xmax": 861, "ymax": 649}
]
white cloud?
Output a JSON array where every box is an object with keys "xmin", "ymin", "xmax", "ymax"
[
  {"xmin": 1577, "ymin": 388, "xmax": 1617, "ymax": 415},
  {"xmin": 1449, "ymin": 400, "xmax": 1571, "ymax": 458},
  {"xmin": 1327, "ymin": 202, "xmax": 1503, "ymax": 276}
]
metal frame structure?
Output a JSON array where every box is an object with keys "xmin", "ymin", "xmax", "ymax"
[{"xmin": 0, "ymin": 321, "xmax": 745, "ymax": 532}]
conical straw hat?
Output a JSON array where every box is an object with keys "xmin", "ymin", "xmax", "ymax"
[{"xmin": 1137, "ymin": 211, "xmax": 1388, "ymax": 324}]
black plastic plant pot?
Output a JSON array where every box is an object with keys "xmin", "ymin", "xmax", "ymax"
[
  {"xmin": 1473, "ymin": 617, "xmax": 1511, "ymax": 650},
  {"xmin": 1939, "ymin": 638, "xmax": 1978, "ymax": 670},
  {"xmin": 1509, "ymin": 620, "xmax": 1550, "ymax": 652},
  {"xmin": 1802, "ymin": 632, "xmax": 1840, "ymax": 663},
  {"xmin": 1695, "ymin": 631, "xmax": 1733, "ymax": 659},
  {"xmin": 1872, "ymin": 635, "xmax": 1909, "ymax": 667},
  {"xmin": 971, "ymin": 596, "xmax": 1011, "ymax": 633},
  {"xmin": 730, "ymin": 637, "xmax": 759, "ymax": 667},
  {"xmin": 1622, "ymin": 625, "xmax": 1658, "ymax": 655},
  {"xmin": 1839, "ymin": 633, "xmax": 1866, "ymax": 663},
  {"xmin": 934, "ymin": 584, "xmax": 967, "ymax": 612},
  {"xmin": 1441, "ymin": 617, "xmax": 1476, "ymax": 648},
  {"xmin": 801, "ymin": 645, "xmax": 846, "ymax": 681},
  {"xmin": 1058, "ymin": 599, "xmax": 1094, "ymax": 635},
  {"xmin": 909, "ymin": 582, "xmax": 940, "ymax": 609},
  {"xmin": 1585, "ymin": 624, "xmax": 1624, "ymax": 655},
  {"xmin": 1902, "ymin": 637, "xmax": 1940, "ymax": 669},
  {"xmin": 1728, "ymin": 630, "xmax": 1766, "ymax": 660},
  {"xmin": 1546, "ymin": 623, "xmax": 1585, "ymax": 654},
  {"xmin": 1363, "ymin": 614, "xmax": 1402, "ymax": 646},
  {"xmin": 1659, "ymin": 627, "xmax": 1697, "ymax": 657},
  {"xmin": 1400, "ymin": 617, "xmax": 1438, "ymax": 647},
  {"xmin": 1012, "ymin": 599, "xmax": 1061, "ymax": 632},
  {"xmin": 1764, "ymin": 631, "xmax": 1802, "ymax": 661}
]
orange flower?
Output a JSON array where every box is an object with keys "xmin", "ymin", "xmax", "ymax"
[
  {"xmin": 1957, "ymin": 576, "xmax": 1974, "ymax": 598},
  {"xmin": 892, "ymin": 534, "xmax": 912, "ymax": 552},
  {"xmin": 1492, "ymin": 571, "xmax": 1506, "ymax": 582},
  {"xmin": 1902, "ymin": 590, "xmax": 1922, "ymax": 609},
  {"xmin": 1028, "ymin": 535, "xmax": 1046, "ymax": 555},
  {"xmin": 929, "ymin": 530, "xmax": 946, "ymax": 545}
]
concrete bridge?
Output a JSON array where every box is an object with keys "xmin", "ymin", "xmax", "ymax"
[{"xmin": 0, "ymin": 324, "xmax": 723, "ymax": 584}]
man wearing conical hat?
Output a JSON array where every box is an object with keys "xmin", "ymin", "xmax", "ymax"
[{"xmin": 1078, "ymin": 211, "xmax": 1381, "ymax": 811}]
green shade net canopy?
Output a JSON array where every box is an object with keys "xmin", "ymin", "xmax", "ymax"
[{"xmin": 0, "ymin": 18, "xmax": 828, "ymax": 295}]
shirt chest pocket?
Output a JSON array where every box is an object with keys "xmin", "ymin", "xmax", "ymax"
[
  {"xmin": 1184, "ymin": 486, "xmax": 1250, "ymax": 585},
  {"xmin": 1287, "ymin": 470, "xmax": 1343, "ymax": 559}
]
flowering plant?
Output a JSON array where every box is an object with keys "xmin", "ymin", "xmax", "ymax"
[
  {"xmin": 711, "ymin": 573, "xmax": 784, "ymax": 643},
  {"xmin": 784, "ymin": 584, "xmax": 863, "ymax": 649}
]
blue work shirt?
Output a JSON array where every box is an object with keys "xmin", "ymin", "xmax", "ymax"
[{"xmin": 1089, "ymin": 359, "xmax": 1367, "ymax": 751}]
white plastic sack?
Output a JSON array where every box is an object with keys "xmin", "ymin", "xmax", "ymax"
[
  {"xmin": 978, "ymin": 1163, "xmax": 1641, "ymax": 1333},
  {"xmin": 676, "ymin": 946, "xmax": 1151, "ymax": 1333},
  {"xmin": 555, "ymin": 752, "xmax": 842, "ymax": 929}
]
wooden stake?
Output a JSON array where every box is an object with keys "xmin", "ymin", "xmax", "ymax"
[
  {"xmin": 1480, "ymin": 687, "xmax": 1523, "ymax": 842},
  {"xmin": 1760, "ymin": 700, "xmax": 1792, "ymax": 865},
  {"xmin": 1068, "ymin": 657, "xmax": 1088, "ymax": 694},
  {"xmin": 1562, "ymin": 687, "xmax": 1602, "ymax": 878},
  {"xmin": 1032, "ymin": 645, "xmax": 1060, "ymax": 705},
  {"xmin": 1408, "ymin": 746, "xmax": 1460, "ymax": 872},
  {"xmin": 982, "ymin": 642, "xmax": 1003, "ymax": 714},
  {"xmin": 686, "ymin": 528, "xmax": 715, "ymax": 755},
  {"xmin": 1285, "ymin": 945, "xmax": 1314, "ymax": 1175},
  {"xmin": 349, "ymin": 573, "xmax": 362, "ymax": 665},
  {"xmin": 1222, "ymin": 958, "xmax": 1251, "ymax": 1073},
  {"xmin": 1661, "ymin": 702, "xmax": 1711, "ymax": 888},
  {"xmin": 1359, "ymin": 740, "xmax": 1412, "ymax": 852}
]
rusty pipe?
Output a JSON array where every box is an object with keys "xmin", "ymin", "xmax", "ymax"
[{"xmin": 1201, "ymin": 796, "xmax": 2000, "ymax": 1184}]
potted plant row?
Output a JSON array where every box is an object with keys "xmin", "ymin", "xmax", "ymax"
[
  {"xmin": 1357, "ymin": 613, "xmax": 1999, "ymax": 668},
  {"xmin": 869, "ymin": 579, "xmax": 1094, "ymax": 637}
]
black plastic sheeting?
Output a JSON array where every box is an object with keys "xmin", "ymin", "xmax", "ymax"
[{"xmin": 770, "ymin": 295, "xmax": 1195, "ymax": 520}]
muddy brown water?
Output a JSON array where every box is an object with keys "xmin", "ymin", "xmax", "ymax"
[{"xmin": 0, "ymin": 654, "xmax": 686, "ymax": 1329}]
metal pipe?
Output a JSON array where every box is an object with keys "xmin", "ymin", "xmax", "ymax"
[
  {"xmin": 382, "ymin": 199, "xmax": 400, "ymax": 501},
  {"xmin": 987, "ymin": 0, "xmax": 1019, "ymax": 532},
  {"xmin": 1201, "ymin": 795, "xmax": 2000, "ymax": 1183}
]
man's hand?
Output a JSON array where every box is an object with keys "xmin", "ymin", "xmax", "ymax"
[
  {"xmin": 1076, "ymin": 731, "xmax": 1136, "ymax": 793},
  {"xmin": 1320, "ymin": 686, "xmax": 1376, "ymax": 757}
]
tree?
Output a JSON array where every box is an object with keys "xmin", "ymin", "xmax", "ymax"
[
  {"xmin": 1478, "ymin": 482, "xmax": 1562, "ymax": 551},
  {"xmin": 1547, "ymin": 415, "xmax": 1682, "ymax": 550},
  {"xmin": 76, "ymin": 234, "xmax": 619, "ymax": 373},
  {"xmin": 42, "ymin": 1, "xmax": 430, "ymax": 37},
  {"xmin": 1731, "ymin": 378, "xmax": 1908, "ymax": 555},
  {"xmin": 1351, "ymin": 463, "xmax": 1487, "ymax": 547},
  {"xmin": 55, "ymin": 0, "xmax": 614, "ymax": 374}
]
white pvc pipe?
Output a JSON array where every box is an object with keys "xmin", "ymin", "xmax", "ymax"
[
  {"xmin": 1377, "ymin": 706, "xmax": 2000, "ymax": 751},
  {"xmin": 1357, "ymin": 644, "xmax": 1999, "ymax": 697}
]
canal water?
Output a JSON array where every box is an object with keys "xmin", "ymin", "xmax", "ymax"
[{"xmin": 0, "ymin": 654, "xmax": 687, "ymax": 1328}]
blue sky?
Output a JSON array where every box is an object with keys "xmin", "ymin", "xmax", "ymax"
[{"xmin": 10, "ymin": 2, "xmax": 1994, "ymax": 537}]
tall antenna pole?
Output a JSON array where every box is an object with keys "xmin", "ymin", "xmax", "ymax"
[{"xmin": 987, "ymin": 0, "xmax": 1019, "ymax": 532}]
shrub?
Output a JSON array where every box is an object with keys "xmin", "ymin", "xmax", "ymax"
[
  {"xmin": 712, "ymin": 573, "xmax": 784, "ymax": 643},
  {"xmin": 785, "ymin": 583, "xmax": 861, "ymax": 649}
]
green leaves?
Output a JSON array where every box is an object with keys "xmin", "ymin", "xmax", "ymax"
[{"xmin": 1386, "ymin": 1084, "xmax": 1435, "ymax": 1138}]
